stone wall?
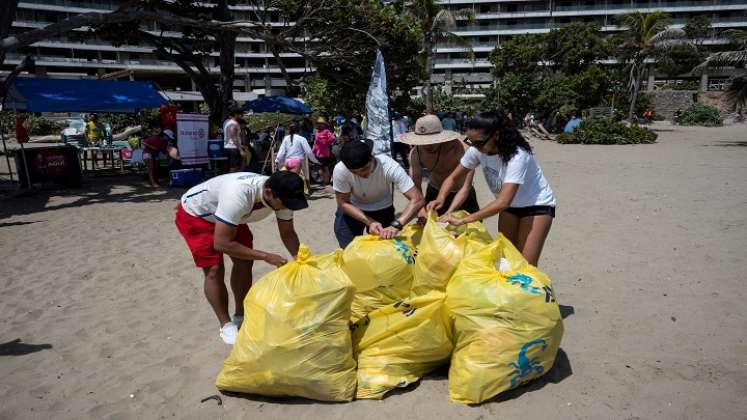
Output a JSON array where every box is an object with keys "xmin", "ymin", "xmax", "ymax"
[
  {"xmin": 652, "ymin": 90, "xmax": 697, "ymax": 120},
  {"xmin": 652, "ymin": 90, "xmax": 734, "ymax": 120}
]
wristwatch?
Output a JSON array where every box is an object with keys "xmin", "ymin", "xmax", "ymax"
[{"xmin": 390, "ymin": 220, "xmax": 404, "ymax": 230}]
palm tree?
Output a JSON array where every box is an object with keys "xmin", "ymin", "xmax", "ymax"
[
  {"xmin": 408, "ymin": 0, "xmax": 474, "ymax": 113},
  {"xmin": 617, "ymin": 12, "xmax": 694, "ymax": 122},
  {"xmin": 698, "ymin": 29, "xmax": 747, "ymax": 109}
]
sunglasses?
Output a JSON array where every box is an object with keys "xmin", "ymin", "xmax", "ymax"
[{"xmin": 464, "ymin": 134, "xmax": 492, "ymax": 149}]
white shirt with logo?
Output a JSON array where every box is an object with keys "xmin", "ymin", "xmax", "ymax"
[
  {"xmin": 460, "ymin": 146, "xmax": 556, "ymax": 208},
  {"xmin": 181, "ymin": 172, "xmax": 293, "ymax": 225},
  {"xmin": 332, "ymin": 154, "xmax": 415, "ymax": 211}
]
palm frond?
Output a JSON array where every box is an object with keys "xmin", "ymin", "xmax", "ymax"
[
  {"xmin": 444, "ymin": 31, "xmax": 475, "ymax": 60},
  {"xmin": 453, "ymin": 8, "xmax": 474, "ymax": 22},
  {"xmin": 432, "ymin": 9, "xmax": 456, "ymax": 30},
  {"xmin": 648, "ymin": 28, "xmax": 686, "ymax": 45},
  {"xmin": 725, "ymin": 75, "xmax": 747, "ymax": 109},
  {"xmin": 724, "ymin": 29, "xmax": 747, "ymax": 45},
  {"xmin": 701, "ymin": 50, "xmax": 747, "ymax": 68}
]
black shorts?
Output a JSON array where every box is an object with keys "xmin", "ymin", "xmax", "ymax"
[
  {"xmin": 318, "ymin": 156, "xmax": 336, "ymax": 169},
  {"xmin": 504, "ymin": 205, "xmax": 555, "ymax": 218},
  {"xmin": 425, "ymin": 184, "xmax": 480, "ymax": 216}
]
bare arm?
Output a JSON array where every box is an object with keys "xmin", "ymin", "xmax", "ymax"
[
  {"xmin": 444, "ymin": 168, "xmax": 476, "ymax": 214},
  {"xmin": 277, "ymin": 219, "xmax": 300, "ymax": 257},
  {"xmin": 213, "ymin": 221, "xmax": 287, "ymax": 266},
  {"xmin": 336, "ymin": 191, "xmax": 374, "ymax": 226},
  {"xmin": 409, "ymin": 147, "xmax": 423, "ymax": 194},
  {"xmin": 302, "ymin": 137, "xmax": 320, "ymax": 164},
  {"xmin": 397, "ymin": 186, "xmax": 425, "ymax": 225},
  {"xmin": 425, "ymin": 164, "xmax": 470, "ymax": 212},
  {"xmin": 450, "ymin": 183, "xmax": 519, "ymax": 225}
]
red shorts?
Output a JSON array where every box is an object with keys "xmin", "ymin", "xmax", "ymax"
[{"xmin": 174, "ymin": 204, "xmax": 253, "ymax": 268}]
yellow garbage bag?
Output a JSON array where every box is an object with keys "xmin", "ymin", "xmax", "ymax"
[
  {"xmin": 352, "ymin": 291, "xmax": 453, "ymax": 399},
  {"xmin": 446, "ymin": 234, "xmax": 564, "ymax": 404},
  {"xmin": 342, "ymin": 230, "xmax": 418, "ymax": 321},
  {"xmin": 215, "ymin": 245, "xmax": 357, "ymax": 402},
  {"xmin": 411, "ymin": 211, "xmax": 492, "ymax": 296}
]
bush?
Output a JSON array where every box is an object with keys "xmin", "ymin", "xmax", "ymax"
[
  {"xmin": 557, "ymin": 118, "xmax": 657, "ymax": 145},
  {"xmin": 677, "ymin": 104, "xmax": 722, "ymax": 127}
]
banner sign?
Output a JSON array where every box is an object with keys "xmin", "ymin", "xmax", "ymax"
[{"xmin": 176, "ymin": 113, "xmax": 209, "ymax": 166}]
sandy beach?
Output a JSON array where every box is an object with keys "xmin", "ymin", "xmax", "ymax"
[{"xmin": 1, "ymin": 122, "xmax": 746, "ymax": 419}]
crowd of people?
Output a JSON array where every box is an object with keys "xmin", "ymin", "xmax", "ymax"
[{"xmin": 176, "ymin": 109, "xmax": 558, "ymax": 345}]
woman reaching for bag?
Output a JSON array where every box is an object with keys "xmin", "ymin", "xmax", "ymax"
[{"xmin": 426, "ymin": 111, "xmax": 556, "ymax": 266}]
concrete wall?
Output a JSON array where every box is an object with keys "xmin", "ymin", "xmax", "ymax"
[{"xmin": 652, "ymin": 90, "xmax": 733, "ymax": 120}]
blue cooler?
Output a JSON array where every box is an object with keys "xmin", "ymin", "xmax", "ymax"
[
  {"xmin": 207, "ymin": 139, "xmax": 225, "ymax": 159},
  {"xmin": 170, "ymin": 168, "xmax": 204, "ymax": 188}
]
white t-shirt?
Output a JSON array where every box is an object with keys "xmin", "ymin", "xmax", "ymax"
[
  {"xmin": 181, "ymin": 172, "xmax": 293, "ymax": 225},
  {"xmin": 222, "ymin": 119, "xmax": 241, "ymax": 149},
  {"xmin": 333, "ymin": 154, "xmax": 415, "ymax": 211},
  {"xmin": 275, "ymin": 134, "xmax": 319, "ymax": 165},
  {"xmin": 460, "ymin": 146, "xmax": 556, "ymax": 208}
]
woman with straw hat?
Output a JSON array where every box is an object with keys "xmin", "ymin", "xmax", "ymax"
[{"xmin": 400, "ymin": 114, "xmax": 479, "ymax": 217}]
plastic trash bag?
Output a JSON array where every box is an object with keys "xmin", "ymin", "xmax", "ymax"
[
  {"xmin": 215, "ymin": 245, "xmax": 357, "ymax": 402},
  {"xmin": 352, "ymin": 291, "xmax": 453, "ymax": 399},
  {"xmin": 446, "ymin": 235, "xmax": 564, "ymax": 404},
  {"xmin": 411, "ymin": 212, "xmax": 492, "ymax": 296},
  {"xmin": 342, "ymin": 229, "xmax": 419, "ymax": 322}
]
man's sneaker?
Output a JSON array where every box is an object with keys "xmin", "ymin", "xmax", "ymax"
[
  {"xmin": 219, "ymin": 322, "xmax": 238, "ymax": 345},
  {"xmin": 232, "ymin": 315, "xmax": 244, "ymax": 330}
]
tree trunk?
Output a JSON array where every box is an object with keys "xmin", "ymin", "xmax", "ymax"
[
  {"xmin": 218, "ymin": 31, "xmax": 237, "ymax": 123},
  {"xmin": 424, "ymin": 32, "xmax": 434, "ymax": 114},
  {"xmin": 628, "ymin": 60, "xmax": 645, "ymax": 123}
]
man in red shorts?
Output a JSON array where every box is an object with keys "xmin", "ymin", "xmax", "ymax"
[{"xmin": 175, "ymin": 171, "xmax": 307, "ymax": 344}]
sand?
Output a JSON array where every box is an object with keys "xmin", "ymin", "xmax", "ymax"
[{"xmin": 1, "ymin": 122, "xmax": 746, "ymax": 419}]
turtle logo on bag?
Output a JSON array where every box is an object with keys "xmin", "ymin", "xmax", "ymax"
[
  {"xmin": 506, "ymin": 273, "xmax": 542, "ymax": 295},
  {"xmin": 393, "ymin": 239, "xmax": 416, "ymax": 264},
  {"xmin": 393, "ymin": 300, "xmax": 416, "ymax": 317},
  {"xmin": 508, "ymin": 338, "xmax": 547, "ymax": 388}
]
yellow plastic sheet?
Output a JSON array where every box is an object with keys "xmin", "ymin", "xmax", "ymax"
[
  {"xmin": 342, "ymin": 229, "xmax": 419, "ymax": 321},
  {"xmin": 352, "ymin": 291, "xmax": 453, "ymax": 399},
  {"xmin": 215, "ymin": 245, "xmax": 357, "ymax": 402},
  {"xmin": 446, "ymin": 235, "xmax": 564, "ymax": 404},
  {"xmin": 411, "ymin": 212, "xmax": 493, "ymax": 296}
]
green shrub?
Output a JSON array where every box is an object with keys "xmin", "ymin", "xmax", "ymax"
[
  {"xmin": 557, "ymin": 118, "xmax": 657, "ymax": 145},
  {"xmin": 677, "ymin": 104, "xmax": 722, "ymax": 127}
]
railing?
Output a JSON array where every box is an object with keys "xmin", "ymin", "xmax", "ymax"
[{"xmin": 19, "ymin": 0, "xmax": 116, "ymax": 11}]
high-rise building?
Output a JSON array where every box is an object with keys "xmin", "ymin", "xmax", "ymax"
[
  {"xmin": 3, "ymin": 0, "xmax": 309, "ymax": 103},
  {"xmin": 434, "ymin": 0, "xmax": 747, "ymax": 96},
  {"xmin": 3, "ymin": 1, "xmax": 746, "ymax": 101}
]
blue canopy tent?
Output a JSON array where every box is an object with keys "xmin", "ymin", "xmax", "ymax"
[
  {"xmin": 0, "ymin": 77, "xmax": 170, "ymax": 187},
  {"xmin": 242, "ymin": 95, "xmax": 311, "ymax": 114},
  {"xmin": 3, "ymin": 77, "xmax": 169, "ymax": 113}
]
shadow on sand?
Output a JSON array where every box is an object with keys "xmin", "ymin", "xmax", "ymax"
[{"xmin": 0, "ymin": 339, "xmax": 53, "ymax": 356}]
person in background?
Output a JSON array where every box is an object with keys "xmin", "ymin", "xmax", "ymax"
[
  {"xmin": 332, "ymin": 140, "xmax": 425, "ymax": 248},
  {"xmin": 312, "ymin": 117, "xmax": 336, "ymax": 185},
  {"xmin": 391, "ymin": 112, "xmax": 411, "ymax": 170},
  {"xmin": 300, "ymin": 114, "xmax": 314, "ymax": 141},
  {"xmin": 402, "ymin": 114, "xmax": 478, "ymax": 218},
  {"xmin": 341, "ymin": 118, "xmax": 362, "ymax": 142},
  {"xmin": 441, "ymin": 111, "xmax": 457, "ymax": 131},
  {"xmin": 273, "ymin": 124, "xmax": 285, "ymax": 144},
  {"xmin": 564, "ymin": 112, "xmax": 583, "ymax": 134},
  {"xmin": 85, "ymin": 113, "xmax": 104, "ymax": 145},
  {"xmin": 142, "ymin": 128, "xmax": 180, "ymax": 188},
  {"xmin": 427, "ymin": 112, "xmax": 556, "ymax": 266},
  {"xmin": 223, "ymin": 107, "xmax": 243, "ymax": 172},
  {"xmin": 175, "ymin": 171, "xmax": 308, "ymax": 344},
  {"xmin": 275, "ymin": 122, "xmax": 319, "ymax": 193}
]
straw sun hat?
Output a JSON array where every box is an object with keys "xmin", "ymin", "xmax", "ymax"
[{"xmin": 399, "ymin": 114, "xmax": 464, "ymax": 146}]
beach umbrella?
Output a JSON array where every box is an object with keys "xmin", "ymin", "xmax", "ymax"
[{"xmin": 243, "ymin": 96, "xmax": 311, "ymax": 115}]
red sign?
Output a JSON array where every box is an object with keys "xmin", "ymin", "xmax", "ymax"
[
  {"xmin": 15, "ymin": 116, "xmax": 30, "ymax": 144},
  {"xmin": 34, "ymin": 150, "xmax": 68, "ymax": 176}
]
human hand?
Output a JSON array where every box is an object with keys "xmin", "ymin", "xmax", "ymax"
[
  {"xmin": 379, "ymin": 226, "xmax": 400, "ymax": 240},
  {"xmin": 444, "ymin": 214, "xmax": 467, "ymax": 226},
  {"xmin": 263, "ymin": 253, "xmax": 288, "ymax": 267},
  {"xmin": 425, "ymin": 199, "xmax": 444, "ymax": 213},
  {"xmin": 368, "ymin": 222, "xmax": 384, "ymax": 236}
]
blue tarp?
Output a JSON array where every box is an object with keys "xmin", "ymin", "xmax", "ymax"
[
  {"xmin": 3, "ymin": 77, "xmax": 169, "ymax": 113},
  {"xmin": 243, "ymin": 96, "xmax": 311, "ymax": 114}
]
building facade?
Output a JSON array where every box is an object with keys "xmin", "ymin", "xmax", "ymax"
[
  {"xmin": 3, "ymin": 0, "xmax": 747, "ymax": 101},
  {"xmin": 434, "ymin": 0, "xmax": 747, "ymax": 96}
]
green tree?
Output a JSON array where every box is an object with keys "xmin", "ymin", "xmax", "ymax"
[
  {"xmin": 697, "ymin": 29, "xmax": 747, "ymax": 109},
  {"xmin": 407, "ymin": 0, "xmax": 473, "ymax": 113},
  {"xmin": 616, "ymin": 12, "xmax": 694, "ymax": 122}
]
